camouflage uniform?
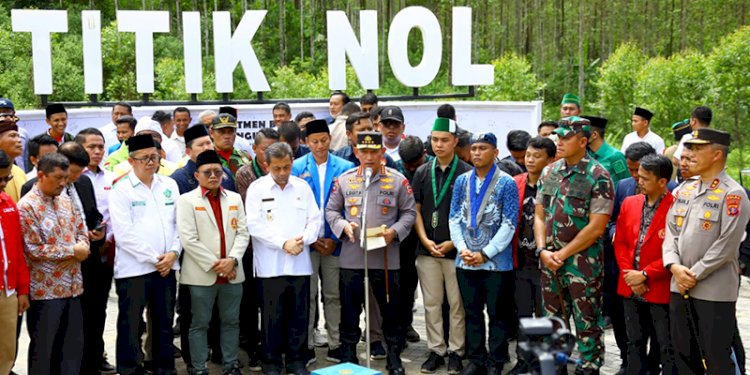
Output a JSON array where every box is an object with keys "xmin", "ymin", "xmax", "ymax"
[
  {"xmin": 536, "ymin": 155, "xmax": 615, "ymax": 370},
  {"xmin": 220, "ymin": 148, "xmax": 250, "ymax": 175}
]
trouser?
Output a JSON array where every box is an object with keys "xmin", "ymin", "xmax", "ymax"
[
  {"xmin": 457, "ymin": 268, "xmax": 515, "ymax": 369},
  {"xmin": 27, "ymin": 296, "xmax": 84, "ymax": 375},
  {"xmin": 0, "ymin": 293, "xmax": 18, "ymax": 375},
  {"xmin": 308, "ymin": 251, "xmax": 341, "ymax": 348},
  {"xmin": 416, "ymin": 255, "xmax": 465, "ymax": 356},
  {"xmin": 541, "ymin": 257, "xmax": 604, "ymax": 371},
  {"xmin": 80, "ymin": 257, "xmax": 114, "ymax": 374},
  {"xmin": 670, "ymin": 293, "xmax": 737, "ymax": 375},
  {"xmin": 189, "ymin": 283, "xmax": 243, "ymax": 372},
  {"xmin": 733, "ymin": 321, "xmax": 746, "ymax": 375},
  {"xmin": 623, "ymin": 298, "xmax": 675, "ymax": 375},
  {"xmin": 515, "ymin": 268, "xmax": 543, "ymax": 318},
  {"xmin": 239, "ymin": 249, "xmax": 260, "ymax": 354},
  {"xmin": 398, "ymin": 231, "xmax": 419, "ymax": 332},
  {"xmin": 339, "ymin": 269, "xmax": 403, "ymax": 363},
  {"xmin": 367, "ymin": 286, "xmax": 384, "ymax": 342},
  {"xmin": 258, "ymin": 275, "xmax": 310, "ymax": 373},
  {"xmin": 116, "ymin": 271, "xmax": 177, "ymax": 375},
  {"xmin": 603, "ymin": 241, "xmax": 629, "ymax": 365}
]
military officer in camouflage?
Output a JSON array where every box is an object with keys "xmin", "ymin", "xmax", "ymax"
[
  {"xmin": 209, "ymin": 113, "xmax": 250, "ymax": 174},
  {"xmin": 534, "ymin": 118, "xmax": 615, "ymax": 375},
  {"xmin": 325, "ymin": 131, "xmax": 417, "ymax": 375},
  {"xmin": 663, "ymin": 128, "xmax": 750, "ymax": 375},
  {"xmin": 580, "ymin": 116, "xmax": 630, "ymax": 185}
]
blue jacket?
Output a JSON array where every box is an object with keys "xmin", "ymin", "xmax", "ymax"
[
  {"xmin": 170, "ymin": 159, "xmax": 237, "ymax": 195},
  {"xmin": 292, "ymin": 152, "xmax": 355, "ymax": 256}
]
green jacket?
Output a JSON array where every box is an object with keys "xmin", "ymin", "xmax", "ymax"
[{"xmin": 591, "ymin": 142, "xmax": 629, "ymax": 185}]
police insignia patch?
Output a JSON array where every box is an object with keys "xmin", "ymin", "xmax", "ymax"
[
  {"xmin": 350, "ymin": 206, "xmax": 359, "ymax": 217},
  {"xmin": 727, "ymin": 194, "xmax": 741, "ymax": 216},
  {"xmin": 381, "ymin": 206, "xmax": 389, "ymax": 215},
  {"xmin": 709, "ymin": 179, "xmax": 720, "ymax": 189},
  {"xmin": 230, "ymin": 217, "xmax": 238, "ymax": 230},
  {"xmin": 701, "ymin": 221, "xmax": 712, "ymax": 231},
  {"xmin": 402, "ymin": 179, "xmax": 413, "ymax": 195}
]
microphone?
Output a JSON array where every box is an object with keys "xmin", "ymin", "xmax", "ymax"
[{"xmin": 364, "ymin": 167, "xmax": 373, "ymax": 189}]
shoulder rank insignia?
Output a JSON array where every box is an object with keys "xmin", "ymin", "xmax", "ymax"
[{"xmin": 709, "ymin": 179, "xmax": 720, "ymax": 190}]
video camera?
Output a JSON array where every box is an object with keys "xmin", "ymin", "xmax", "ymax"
[{"xmin": 516, "ymin": 316, "xmax": 579, "ymax": 375}]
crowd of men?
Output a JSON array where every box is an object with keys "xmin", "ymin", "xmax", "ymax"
[{"xmin": 0, "ymin": 91, "xmax": 748, "ymax": 375}]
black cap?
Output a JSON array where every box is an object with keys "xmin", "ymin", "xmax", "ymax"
[
  {"xmin": 305, "ymin": 119, "xmax": 329, "ymax": 135},
  {"xmin": 634, "ymin": 107, "xmax": 654, "ymax": 121},
  {"xmin": 195, "ymin": 150, "xmax": 223, "ymax": 168},
  {"xmin": 126, "ymin": 134, "xmax": 158, "ymax": 152},
  {"xmin": 581, "ymin": 115, "xmax": 608, "ymax": 129},
  {"xmin": 684, "ymin": 128, "xmax": 731, "ymax": 147},
  {"xmin": 45, "ymin": 103, "xmax": 66, "ymax": 118},
  {"xmin": 379, "ymin": 106, "xmax": 404, "ymax": 123},
  {"xmin": 184, "ymin": 125, "xmax": 210, "ymax": 145},
  {"xmin": 218, "ymin": 106, "xmax": 238, "ymax": 118},
  {"xmin": 356, "ymin": 131, "xmax": 383, "ymax": 150}
]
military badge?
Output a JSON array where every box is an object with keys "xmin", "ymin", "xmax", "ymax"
[
  {"xmin": 709, "ymin": 179, "xmax": 720, "ymax": 189},
  {"xmin": 703, "ymin": 211, "xmax": 712, "ymax": 219},
  {"xmin": 707, "ymin": 195, "xmax": 720, "ymax": 201},
  {"xmin": 230, "ymin": 217, "xmax": 238, "ymax": 230},
  {"xmin": 381, "ymin": 184, "xmax": 394, "ymax": 190},
  {"xmin": 701, "ymin": 221, "xmax": 712, "ymax": 231},
  {"xmin": 381, "ymin": 177, "xmax": 394, "ymax": 183},
  {"xmin": 676, "ymin": 216, "xmax": 684, "ymax": 227},
  {"xmin": 350, "ymin": 206, "xmax": 359, "ymax": 217},
  {"xmin": 727, "ymin": 194, "xmax": 741, "ymax": 216},
  {"xmin": 713, "ymin": 188, "xmax": 725, "ymax": 194},
  {"xmin": 349, "ymin": 184, "xmax": 362, "ymax": 190},
  {"xmin": 381, "ymin": 206, "xmax": 389, "ymax": 215}
]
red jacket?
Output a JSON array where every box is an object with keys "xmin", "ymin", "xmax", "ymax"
[
  {"xmin": 613, "ymin": 193, "xmax": 673, "ymax": 304},
  {"xmin": 511, "ymin": 173, "xmax": 529, "ymax": 269},
  {"xmin": 0, "ymin": 192, "xmax": 30, "ymax": 296}
]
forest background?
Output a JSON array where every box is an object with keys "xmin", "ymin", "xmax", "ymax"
[{"xmin": 1, "ymin": 0, "xmax": 750, "ymax": 181}]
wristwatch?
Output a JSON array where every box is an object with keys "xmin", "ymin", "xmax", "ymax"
[
  {"xmin": 231, "ymin": 257, "xmax": 239, "ymax": 267},
  {"xmin": 535, "ymin": 247, "xmax": 546, "ymax": 257},
  {"xmin": 642, "ymin": 270, "xmax": 648, "ymax": 279}
]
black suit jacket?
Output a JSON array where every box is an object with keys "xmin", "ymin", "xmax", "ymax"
[{"xmin": 21, "ymin": 175, "xmax": 105, "ymax": 258}]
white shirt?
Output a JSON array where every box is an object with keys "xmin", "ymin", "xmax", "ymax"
[
  {"xmin": 620, "ymin": 130, "xmax": 665, "ymax": 154},
  {"xmin": 385, "ymin": 144, "xmax": 401, "ymax": 162},
  {"xmin": 100, "ymin": 122, "xmax": 119, "ymax": 156},
  {"xmin": 245, "ymin": 175, "xmax": 322, "ymax": 278},
  {"xmin": 83, "ymin": 167, "xmax": 115, "ymax": 241},
  {"xmin": 316, "ymin": 161, "xmax": 327, "ymax": 236},
  {"xmin": 26, "ymin": 167, "xmax": 37, "ymax": 181},
  {"xmin": 170, "ymin": 133, "xmax": 187, "ymax": 158},
  {"xmin": 673, "ymin": 133, "xmax": 693, "ymax": 160},
  {"xmin": 110, "ymin": 171, "xmax": 181, "ymax": 279}
]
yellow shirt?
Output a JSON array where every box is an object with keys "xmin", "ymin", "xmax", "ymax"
[{"xmin": 4, "ymin": 165, "xmax": 27, "ymax": 202}]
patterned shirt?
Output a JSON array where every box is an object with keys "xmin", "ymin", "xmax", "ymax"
[
  {"xmin": 634, "ymin": 193, "xmax": 665, "ymax": 269},
  {"xmin": 17, "ymin": 184, "xmax": 89, "ymax": 300}
]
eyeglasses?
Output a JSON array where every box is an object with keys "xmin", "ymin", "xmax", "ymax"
[
  {"xmin": 132, "ymin": 155, "xmax": 161, "ymax": 164},
  {"xmin": 0, "ymin": 175, "xmax": 13, "ymax": 183},
  {"xmin": 0, "ymin": 113, "xmax": 19, "ymax": 122},
  {"xmin": 199, "ymin": 169, "xmax": 223, "ymax": 178}
]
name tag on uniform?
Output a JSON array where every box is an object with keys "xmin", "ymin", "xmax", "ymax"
[
  {"xmin": 132, "ymin": 201, "xmax": 146, "ymax": 207},
  {"xmin": 195, "ymin": 206, "xmax": 207, "ymax": 211}
]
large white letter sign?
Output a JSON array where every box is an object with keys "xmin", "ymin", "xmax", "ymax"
[
  {"xmin": 182, "ymin": 12, "xmax": 203, "ymax": 93},
  {"xmin": 117, "ymin": 11, "xmax": 170, "ymax": 93},
  {"xmin": 452, "ymin": 7, "xmax": 494, "ymax": 86},
  {"xmin": 326, "ymin": 10, "xmax": 379, "ymax": 90},
  {"xmin": 11, "ymin": 10, "xmax": 68, "ymax": 95},
  {"xmin": 387, "ymin": 6, "xmax": 442, "ymax": 88},
  {"xmin": 82, "ymin": 10, "xmax": 103, "ymax": 94},
  {"xmin": 213, "ymin": 11, "xmax": 270, "ymax": 93}
]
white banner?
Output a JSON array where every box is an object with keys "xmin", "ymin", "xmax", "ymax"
[{"xmin": 16, "ymin": 100, "xmax": 542, "ymax": 159}]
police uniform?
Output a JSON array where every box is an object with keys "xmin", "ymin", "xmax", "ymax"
[
  {"xmin": 537, "ymin": 120, "xmax": 615, "ymax": 373},
  {"xmin": 325, "ymin": 132, "xmax": 416, "ymax": 374},
  {"xmin": 663, "ymin": 129, "xmax": 750, "ymax": 375}
]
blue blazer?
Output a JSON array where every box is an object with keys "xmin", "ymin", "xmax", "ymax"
[{"xmin": 292, "ymin": 152, "xmax": 355, "ymax": 255}]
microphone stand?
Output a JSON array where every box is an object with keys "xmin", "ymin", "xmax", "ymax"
[{"xmin": 360, "ymin": 169, "xmax": 372, "ymax": 368}]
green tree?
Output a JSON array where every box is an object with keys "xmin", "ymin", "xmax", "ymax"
[{"xmin": 476, "ymin": 53, "xmax": 544, "ymax": 102}]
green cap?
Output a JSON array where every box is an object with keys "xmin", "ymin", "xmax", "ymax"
[
  {"xmin": 553, "ymin": 116, "xmax": 591, "ymax": 138},
  {"xmin": 560, "ymin": 93, "xmax": 581, "ymax": 107},
  {"xmin": 432, "ymin": 117, "xmax": 456, "ymax": 133}
]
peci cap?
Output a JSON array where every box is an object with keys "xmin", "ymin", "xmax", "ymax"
[
  {"xmin": 211, "ymin": 113, "xmax": 238, "ymax": 129},
  {"xmin": 581, "ymin": 115, "xmax": 608, "ymax": 129},
  {"xmin": 45, "ymin": 103, "xmax": 66, "ymax": 118},
  {"xmin": 432, "ymin": 117, "xmax": 457, "ymax": 133},
  {"xmin": 471, "ymin": 132, "xmax": 497, "ymax": 148},
  {"xmin": 684, "ymin": 128, "xmax": 731, "ymax": 147},
  {"xmin": 356, "ymin": 131, "xmax": 383, "ymax": 150},
  {"xmin": 671, "ymin": 119, "xmax": 691, "ymax": 141},
  {"xmin": 305, "ymin": 119, "xmax": 329, "ymax": 136},
  {"xmin": 126, "ymin": 134, "xmax": 158, "ymax": 152},
  {"xmin": 195, "ymin": 150, "xmax": 223, "ymax": 168},
  {"xmin": 379, "ymin": 106, "xmax": 404, "ymax": 123},
  {"xmin": 634, "ymin": 107, "xmax": 654, "ymax": 121},
  {"xmin": 560, "ymin": 93, "xmax": 581, "ymax": 107},
  {"xmin": 554, "ymin": 116, "xmax": 592, "ymax": 138},
  {"xmin": 184, "ymin": 124, "xmax": 210, "ymax": 145}
]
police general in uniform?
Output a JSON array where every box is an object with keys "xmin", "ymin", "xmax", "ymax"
[
  {"xmin": 663, "ymin": 128, "xmax": 750, "ymax": 375},
  {"xmin": 534, "ymin": 118, "xmax": 614, "ymax": 375},
  {"xmin": 325, "ymin": 131, "xmax": 416, "ymax": 375}
]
